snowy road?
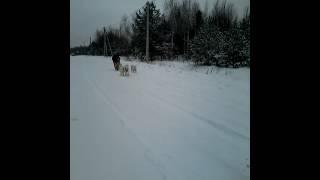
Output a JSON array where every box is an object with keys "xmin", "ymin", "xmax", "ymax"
[{"xmin": 70, "ymin": 56, "xmax": 250, "ymax": 180}]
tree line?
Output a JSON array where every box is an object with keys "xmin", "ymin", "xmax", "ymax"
[{"xmin": 71, "ymin": 0, "xmax": 250, "ymax": 67}]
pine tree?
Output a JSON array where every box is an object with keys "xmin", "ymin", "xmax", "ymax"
[{"xmin": 131, "ymin": 1, "xmax": 161, "ymax": 60}]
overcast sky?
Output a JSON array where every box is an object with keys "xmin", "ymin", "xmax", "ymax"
[{"xmin": 71, "ymin": 0, "xmax": 249, "ymax": 47}]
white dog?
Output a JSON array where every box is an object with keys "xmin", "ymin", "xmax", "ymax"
[{"xmin": 120, "ymin": 64, "xmax": 129, "ymax": 76}]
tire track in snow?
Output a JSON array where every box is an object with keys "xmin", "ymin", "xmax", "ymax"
[
  {"xmin": 152, "ymin": 80, "xmax": 249, "ymax": 119},
  {"xmin": 100, "ymin": 59, "xmax": 249, "ymax": 143},
  {"xmin": 103, "ymin": 67, "xmax": 250, "ymax": 142},
  {"xmin": 152, "ymin": 73, "xmax": 248, "ymax": 109},
  {"xmin": 82, "ymin": 71, "xmax": 168, "ymax": 180},
  {"xmin": 73, "ymin": 57, "xmax": 249, "ymax": 179},
  {"xmin": 155, "ymin": 93, "xmax": 249, "ymax": 141},
  {"xmin": 139, "ymin": 65, "xmax": 249, "ymax": 115},
  {"xmin": 129, "ymin": 66, "xmax": 249, "ymax": 141},
  {"xmin": 119, "ymin": 74, "xmax": 250, "ymax": 142},
  {"xmin": 134, "ymin": 86, "xmax": 250, "ymax": 142}
]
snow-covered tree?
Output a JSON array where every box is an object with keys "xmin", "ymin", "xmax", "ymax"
[
  {"xmin": 190, "ymin": 23, "xmax": 226, "ymax": 65},
  {"xmin": 190, "ymin": 1, "xmax": 249, "ymax": 67},
  {"xmin": 240, "ymin": 7, "xmax": 250, "ymax": 66},
  {"xmin": 223, "ymin": 28, "xmax": 247, "ymax": 67}
]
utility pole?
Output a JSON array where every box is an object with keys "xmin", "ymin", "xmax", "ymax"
[
  {"xmin": 106, "ymin": 31, "xmax": 113, "ymax": 56},
  {"xmin": 171, "ymin": 0, "xmax": 174, "ymax": 50},
  {"xmin": 187, "ymin": 0, "xmax": 190, "ymax": 58},
  {"xmin": 104, "ymin": 27, "xmax": 106, "ymax": 56},
  {"xmin": 146, "ymin": 1, "xmax": 150, "ymax": 61}
]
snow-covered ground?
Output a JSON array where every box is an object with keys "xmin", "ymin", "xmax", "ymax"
[{"xmin": 70, "ymin": 55, "xmax": 250, "ymax": 180}]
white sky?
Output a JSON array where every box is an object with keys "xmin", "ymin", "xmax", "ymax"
[{"xmin": 71, "ymin": 0, "xmax": 250, "ymax": 47}]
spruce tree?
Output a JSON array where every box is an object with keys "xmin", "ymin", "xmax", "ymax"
[{"xmin": 131, "ymin": 1, "xmax": 161, "ymax": 60}]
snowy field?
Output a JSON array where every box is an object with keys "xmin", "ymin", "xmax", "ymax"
[{"xmin": 70, "ymin": 55, "xmax": 250, "ymax": 180}]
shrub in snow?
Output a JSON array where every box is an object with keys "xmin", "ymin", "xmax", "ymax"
[{"xmin": 190, "ymin": 24, "xmax": 249, "ymax": 67}]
